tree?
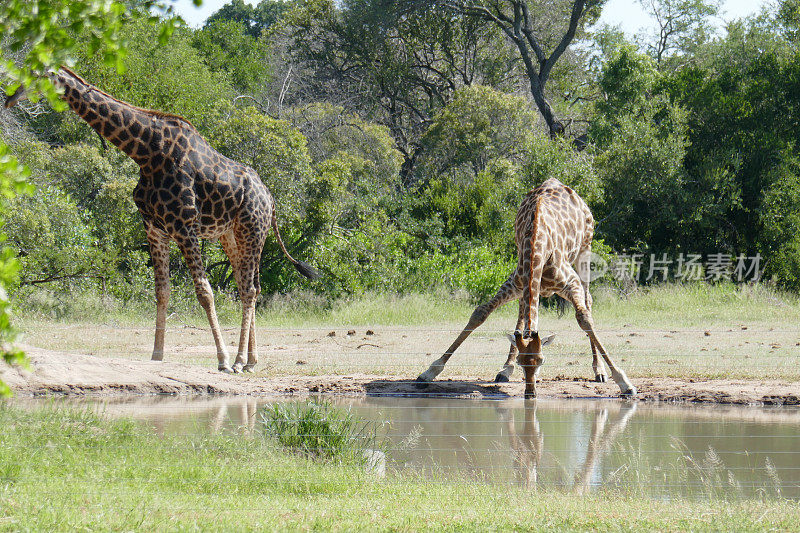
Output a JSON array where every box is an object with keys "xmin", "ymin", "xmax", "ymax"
[
  {"xmin": 0, "ymin": 0, "xmax": 191, "ymax": 395},
  {"xmin": 400, "ymin": 0, "xmax": 606, "ymax": 136},
  {"xmin": 658, "ymin": 21, "xmax": 800, "ymax": 258},
  {"xmin": 206, "ymin": 0, "xmax": 291, "ymax": 37},
  {"xmin": 590, "ymin": 46, "xmax": 693, "ymax": 253},
  {"xmin": 417, "ymin": 85, "xmax": 537, "ymax": 184},
  {"xmin": 637, "ymin": 0, "xmax": 721, "ymax": 68},
  {"xmin": 192, "ymin": 18, "xmax": 272, "ymax": 94},
  {"xmin": 759, "ymin": 154, "xmax": 800, "ymax": 289},
  {"xmin": 777, "ymin": 0, "xmax": 800, "ymax": 41},
  {"xmin": 279, "ymin": 0, "xmax": 517, "ymax": 183}
]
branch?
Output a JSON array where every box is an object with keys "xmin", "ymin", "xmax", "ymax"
[
  {"xmin": 518, "ymin": 2, "xmax": 546, "ymax": 64},
  {"xmin": 22, "ymin": 272, "xmax": 105, "ymax": 286},
  {"xmin": 540, "ymin": 0, "xmax": 586, "ymax": 84}
]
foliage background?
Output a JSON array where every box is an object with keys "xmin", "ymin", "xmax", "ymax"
[{"xmin": 2, "ymin": 0, "xmax": 799, "ymax": 329}]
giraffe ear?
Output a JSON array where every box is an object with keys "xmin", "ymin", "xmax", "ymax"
[
  {"xmin": 541, "ymin": 334, "xmax": 556, "ymax": 346},
  {"xmin": 506, "ymin": 333, "xmax": 517, "ymax": 345}
]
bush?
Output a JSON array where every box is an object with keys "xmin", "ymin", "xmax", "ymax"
[
  {"xmin": 260, "ymin": 401, "xmax": 381, "ymax": 465},
  {"xmin": 759, "ymin": 155, "xmax": 800, "ymax": 289},
  {"xmin": 4, "ymin": 183, "xmax": 112, "ymax": 289}
]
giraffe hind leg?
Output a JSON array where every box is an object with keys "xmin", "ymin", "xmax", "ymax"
[
  {"xmin": 221, "ymin": 232, "xmax": 260, "ymax": 374},
  {"xmin": 575, "ymin": 248, "xmax": 607, "ymax": 382},
  {"xmin": 242, "ymin": 267, "xmax": 261, "ymax": 373},
  {"xmin": 221, "ymin": 232, "xmax": 247, "ymax": 373},
  {"xmin": 591, "ymin": 342, "xmax": 607, "ymax": 382},
  {"xmin": 230, "ymin": 223, "xmax": 266, "ymax": 374},
  {"xmin": 561, "ymin": 275, "xmax": 635, "ymax": 396},
  {"xmin": 242, "ymin": 314, "xmax": 257, "ymax": 372}
]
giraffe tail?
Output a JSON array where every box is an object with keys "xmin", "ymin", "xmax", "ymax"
[{"xmin": 270, "ymin": 211, "xmax": 320, "ymax": 280}]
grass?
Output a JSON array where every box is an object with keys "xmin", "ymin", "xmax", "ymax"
[
  {"xmin": 16, "ymin": 281, "xmax": 800, "ymax": 329},
  {"xmin": 1, "ymin": 404, "xmax": 799, "ymax": 532},
  {"xmin": 261, "ymin": 400, "xmax": 383, "ymax": 464},
  {"xmin": 12, "ymin": 282, "xmax": 800, "ymax": 381}
]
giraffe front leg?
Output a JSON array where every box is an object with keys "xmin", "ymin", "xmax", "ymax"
[
  {"xmin": 416, "ymin": 300, "xmax": 497, "ymax": 385},
  {"xmin": 419, "ymin": 272, "xmax": 522, "ymax": 386},
  {"xmin": 495, "ymin": 316, "xmax": 523, "ymax": 382},
  {"xmin": 198, "ymin": 276, "xmax": 233, "ymax": 372},
  {"xmin": 177, "ymin": 235, "xmax": 232, "ymax": 372}
]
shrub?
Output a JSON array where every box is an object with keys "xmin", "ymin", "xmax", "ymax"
[
  {"xmin": 759, "ymin": 155, "xmax": 800, "ymax": 289},
  {"xmin": 260, "ymin": 401, "xmax": 381, "ymax": 465}
]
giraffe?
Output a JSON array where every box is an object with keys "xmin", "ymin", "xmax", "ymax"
[
  {"xmin": 5, "ymin": 68, "xmax": 318, "ymax": 373},
  {"xmin": 416, "ymin": 177, "xmax": 636, "ymax": 398}
]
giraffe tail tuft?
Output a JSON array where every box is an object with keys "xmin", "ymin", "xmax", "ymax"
[
  {"xmin": 293, "ymin": 260, "xmax": 319, "ymax": 280},
  {"xmin": 555, "ymin": 295, "xmax": 570, "ymax": 317},
  {"xmin": 271, "ymin": 210, "xmax": 320, "ymax": 280}
]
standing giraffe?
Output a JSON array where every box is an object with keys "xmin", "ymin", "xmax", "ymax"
[
  {"xmin": 5, "ymin": 68, "xmax": 318, "ymax": 373},
  {"xmin": 416, "ymin": 178, "xmax": 635, "ymax": 398}
]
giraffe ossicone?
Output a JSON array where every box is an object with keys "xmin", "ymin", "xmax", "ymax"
[
  {"xmin": 416, "ymin": 178, "xmax": 636, "ymax": 398},
  {"xmin": 5, "ymin": 68, "xmax": 319, "ymax": 372}
]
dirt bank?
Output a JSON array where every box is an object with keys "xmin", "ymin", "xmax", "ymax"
[{"xmin": 2, "ymin": 345, "xmax": 798, "ymax": 405}]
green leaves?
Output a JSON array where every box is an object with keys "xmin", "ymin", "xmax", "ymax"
[
  {"xmin": 0, "ymin": 0, "xmax": 188, "ymax": 396},
  {"xmin": 0, "ymin": 145, "xmax": 33, "ymax": 397}
]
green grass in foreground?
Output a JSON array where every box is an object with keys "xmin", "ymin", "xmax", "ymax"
[{"xmin": 1, "ymin": 405, "xmax": 798, "ymax": 532}]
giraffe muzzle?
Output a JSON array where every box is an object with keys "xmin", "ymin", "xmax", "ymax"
[{"xmin": 4, "ymin": 86, "xmax": 25, "ymax": 109}]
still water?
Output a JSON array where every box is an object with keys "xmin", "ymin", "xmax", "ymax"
[{"xmin": 22, "ymin": 395, "xmax": 800, "ymax": 499}]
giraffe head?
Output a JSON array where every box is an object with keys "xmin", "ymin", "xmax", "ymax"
[
  {"xmin": 4, "ymin": 85, "xmax": 26, "ymax": 109},
  {"xmin": 508, "ymin": 330, "xmax": 555, "ymax": 398},
  {"xmin": 506, "ymin": 330, "xmax": 556, "ymax": 358},
  {"xmin": 4, "ymin": 69, "xmax": 61, "ymax": 109}
]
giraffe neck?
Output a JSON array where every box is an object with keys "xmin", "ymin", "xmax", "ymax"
[{"xmin": 52, "ymin": 68, "xmax": 169, "ymax": 166}]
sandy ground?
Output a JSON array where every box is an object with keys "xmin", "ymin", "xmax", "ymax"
[{"xmin": 3, "ymin": 344, "xmax": 799, "ymax": 405}]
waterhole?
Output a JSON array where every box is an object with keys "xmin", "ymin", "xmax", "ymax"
[{"xmin": 16, "ymin": 396, "xmax": 800, "ymax": 500}]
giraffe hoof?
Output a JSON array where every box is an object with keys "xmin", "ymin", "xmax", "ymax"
[
  {"xmin": 620, "ymin": 386, "xmax": 637, "ymax": 397},
  {"xmin": 595, "ymin": 374, "xmax": 607, "ymax": 383},
  {"xmin": 218, "ymin": 365, "xmax": 234, "ymax": 374},
  {"xmin": 524, "ymin": 390, "xmax": 537, "ymax": 399},
  {"xmin": 494, "ymin": 373, "xmax": 510, "ymax": 383},
  {"xmin": 242, "ymin": 365, "xmax": 255, "ymax": 373},
  {"xmin": 231, "ymin": 362, "xmax": 244, "ymax": 374},
  {"xmin": 414, "ymin": 376, "xmax": 431, "ymax": 389}
]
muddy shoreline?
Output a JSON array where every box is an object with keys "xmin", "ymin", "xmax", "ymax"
[{"xmin": 3, "ymin": 345, "xmax": 799, "ymax": 406}]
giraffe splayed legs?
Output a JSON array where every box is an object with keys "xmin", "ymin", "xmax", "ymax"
[{"xmin": 417, "ymin": 178, "xmax": 636, "ymax": 398}]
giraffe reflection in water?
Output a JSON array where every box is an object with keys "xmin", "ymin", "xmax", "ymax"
[
  {"xmin": 498, "ymin": 400, "xmax": 637, "ymax": 491},
  {"xmin": 209, "ymin": 399, "xmax": 260, "ymax": 435}
]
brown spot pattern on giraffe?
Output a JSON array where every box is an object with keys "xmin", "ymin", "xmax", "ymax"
[
  {"xmin": 417, "ymin": 177, "xmax": 635, "ymax": 399},
  {"xmin": 41, "ymin": 67, "xmax": 318, "ymax": 373}
]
